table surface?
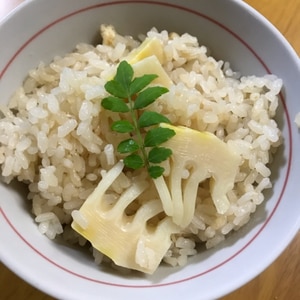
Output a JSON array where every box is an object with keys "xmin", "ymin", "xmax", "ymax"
[{"xmin": 0, "ymin": 0, "xmax": 299, "ymax": 299}]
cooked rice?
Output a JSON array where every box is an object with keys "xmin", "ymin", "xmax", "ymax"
[{"xmin": 0, "ymin": 26, "xmax": 282, "ymax": 270}]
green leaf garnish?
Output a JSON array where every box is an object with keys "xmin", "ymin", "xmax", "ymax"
[
  {"xmin": 138, "ymin": 111, "xmax": 171, "ymax": 128},
  {"xmin": 129, "ymin": 74, "xmax": 158, "ymax": 95},
  {"xmin": 114, "ymin": 60, "xmax": 134, "ymax": 91},
  {"xmin": 148, "ymin": 165, "xmax": 165, "ymax": 179},
  {"xmin": 124, "ymin": 154, "xmax": 144, "ymax": 170},
  {"xmin": 148, "ymin": 147, "xmax": 172, "ymax": 164},
  {"xmin": 101, "ymin": 96, "xmax": 129, "ymax": 112},
  {"xmin": 117, "ymin": 139, "xmax": 140, "ymax": 153},
  {"xmin": 101, "ymin": 60, "xmax": 175, "ymax": 178},
  {"xmin": 133, "ymin": 86, "xmax": 168, "ymax": 109},
  {"xmin": 111, "ymin": 120, "xmax": 135, "ymax": 133},
  {"xmin": 104, "ymin": 81, "xmax": 128, "ymax": 99},
  {"xmin": 144, "ymin": 127, "xmax": 176, "ymax": 147}
]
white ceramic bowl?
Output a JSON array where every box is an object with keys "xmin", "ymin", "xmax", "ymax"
[{"xmin": 1, "ymin": 1, "xmax": 300, "ymax": 299}]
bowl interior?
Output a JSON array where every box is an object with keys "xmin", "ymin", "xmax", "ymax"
[{"xmin": 1, "ymin": 1, "xmax": 299, "ymax": 300}]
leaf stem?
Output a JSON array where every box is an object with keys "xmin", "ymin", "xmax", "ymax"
[{"xmin": 127, "ymin": 93, "xmax": 149, "ymax": 169}]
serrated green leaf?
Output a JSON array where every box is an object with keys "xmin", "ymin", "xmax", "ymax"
[
  {"xmin": 104, "ymin": 80, "xmax": 128, "ymax": 98},
  {"xmin": 124, "ymin": 154, "xmax": 145, "ymax": 169},
  {"xmin": 129, "ymin": 74, "xmax": 158, "ymax": 96},
  {"xmin": 117, "ymin": 139, "xmax": 140, "ymax": 153},
  {"xmin": 133, "ymin": 86, "xmax": 168, "ymax": 109},
  {"xmin": 111, "ymin": 120, "xmax": 135, "ymax": 133},
  {"xmin": 148, "ymin": 147, "xmax": 172, "ymax": 163},
  {"xmin": 148, "ymin": 165, "xmax": 165, "ymax": 179},
  {"xmin": 101, "ymin": 96, "xmax": 129, "ymax": 112},
  {"xmin": 138, "ymin": 111, "xmax": 171, "ymax": 128},
  {"xmin": 144, "ymin": 127, "xmax": 176, "ymax": 147},
  {"xmin": 114, "ymin": 60, "xmax": 134, "ymax": 92},
  {"xmin": 102, "ymin": 60, "xmax": 175, "ymax": 179}
]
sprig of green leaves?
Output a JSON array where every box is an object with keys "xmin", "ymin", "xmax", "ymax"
[{"xmin": 101, "ymin": 60, "xmax": 175, "ymax": 178}]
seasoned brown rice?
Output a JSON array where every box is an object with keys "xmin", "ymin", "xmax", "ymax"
[{"xmin": 0, "ymin": 26, "xmax": 282, "ymax": 270}]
